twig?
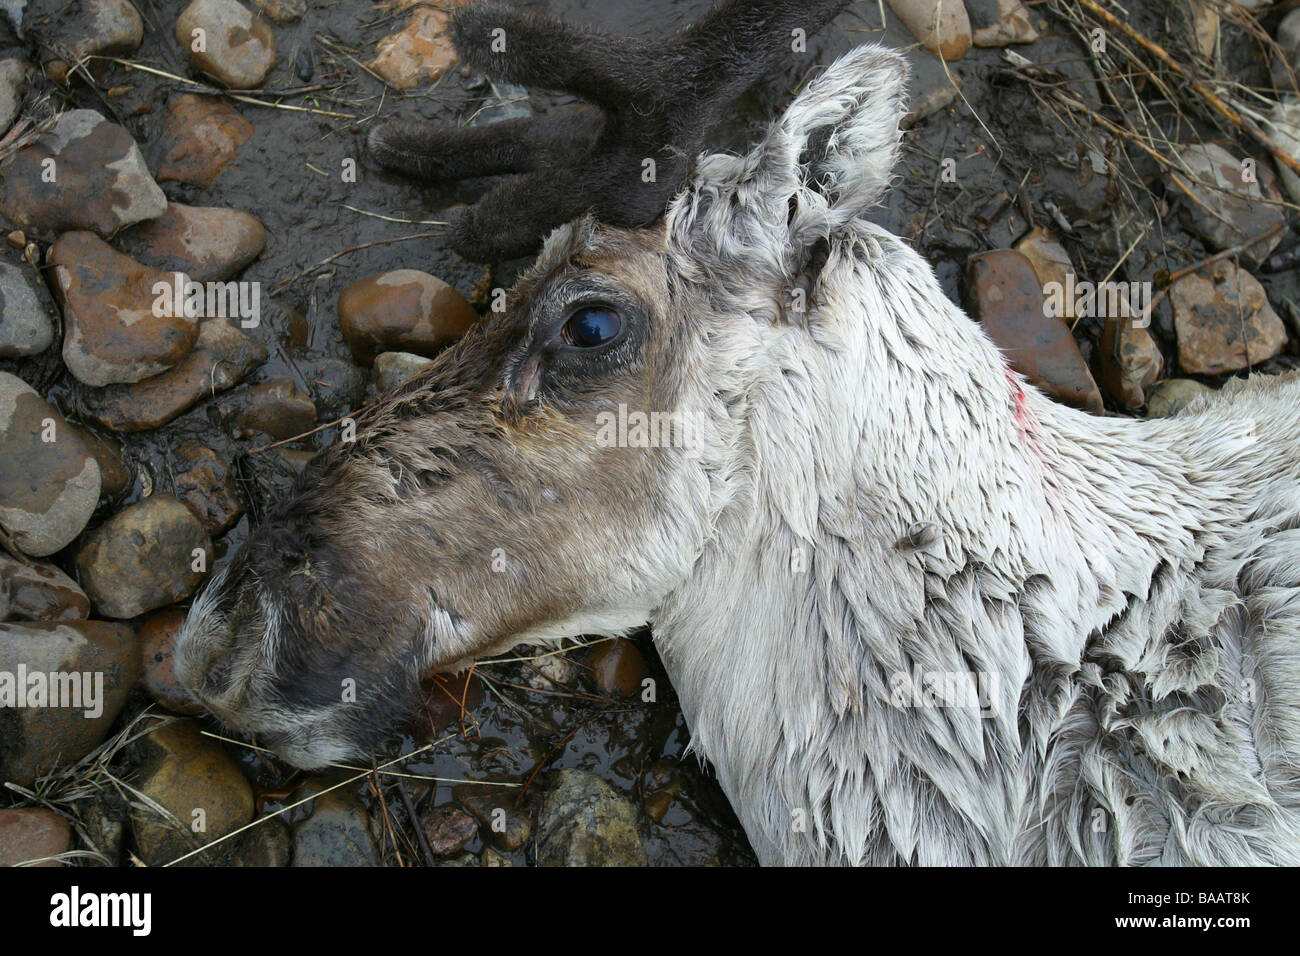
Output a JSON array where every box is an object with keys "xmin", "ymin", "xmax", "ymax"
[{"xmin": 267, "ymin": 231, "xmax": 444, "ymax": 295}]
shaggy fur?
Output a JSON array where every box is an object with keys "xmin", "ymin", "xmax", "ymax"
[
  {"xmin": 178, "ymin": 45, "xmax": 1300, "ymax": 866},
  {"xmin": 368, "ymin": 0, "xmax": 852, "ymax": 261}
]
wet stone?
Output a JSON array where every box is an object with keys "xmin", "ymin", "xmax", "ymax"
[
  {"xmin": 369, "ymin": 2, "xmax": 463, "ymax": 90},
  {"xmin": 81, "ymin": 793, "xmax": 128, "ymax": 866},
  {"xmin": 410, "ymin": 670, "xmax": 485, "ymax": 738},
  {"xmin": 453, "ymin": 783, "xmax": 533, "ymax": 852},
  {"xmin": 0, "ymin": 553, "xmax": 90, "ymax": 622},
  {"xmin": 421, "ymin": 803, "xmax": 479, "ymax": 857},
  {"xmin": 1265, "ymin": 99, "xmax": 1300, "ymax": 205},
  {"xmin": 590, "ymin": 637, "xmax": 649, "ymax": 698},
  {"xmin": 50, "ymin": 232, "xmax": 200, "ymax": 387},
  {"xmin": 1169, "ymin": 260, "xmax": 1287, "ymax": 376},
  {"xmin": 129, "ymin": 718, "xmax": 254, "ymax": 866},
  {"xmin": 0, "ymin": 808, "xmax": 72, "ymax": 866},
  {"xmin": 886, "ymin": 0, "xmax": 971, "ymax": 61},
  {"xmin": 1013, "ymin": 227, "xmax": 1076, "ymax": 323},
  {"xmin": 292, "ymin": 785, "xmax": 380, "ymax": 867},
  {"xmin": 138, "ymin": 607, "xmax": 205, "ymax": 715},
  {"xmin": 1172, "ymin": 143, "xmax": 1286, "ymax": 269},
  {"xmin": 964, "ymin": 249, "xmax": 1104, "ymax": 413},
  {"xmin": 40, "ymin": 0, "xmax": 143, "ymax": 83},
  {"xmin": 1145, "ymin": 378, "xmax": 1214, "ymax": 419},
  {"xmin": 374, "ymin": 350, "xmax": 434, "ymax": 392},
  {"xmin": 0, "ymin": 109, "xmax": 166, "ymax": 242},
  {"xmin": 79, "ymin": 317, "xmax": 267, "ymax": 432},
  {"xmin": 0, "ymin": 58, "xmax": 25, "ymax": 133},
  {"xmin": 338, "ymin": 269, "xmax": 478, "ymax": 365},
  {"xmin": 173, "ymin": 443, "xmax": 244, "ymax": 536},
  {"xmin": 154, "ymin": 94, "xmax": 254, "ymax": 189},
  {"xmin": 176, "ymin": 0, "xmax": 277, "ymax": 90},
  {"xmin": 119, "ymin": 203, "xmax": 266, "ymax": 282},
  {"xmin": 65, "ymin": 423, "xmax": 131, "ymax": 501},
  {"xmin": 535, "ymin": 769, "xmax": 647, "ymax": 867},
  {"xmin": 968, "ymin": 0, "xmax": 1039, "ymax": 47},
  {"xmin": 0, "ymin": 620, "xmax": 139, "ymax": 788},
  {"xmin": 1099, "ymin": 318, "xmax": 1162, "ymax": 410},
  {"xmin": 74, "ymin": 495, "xmax": 213, "ymax": 619},
  {"xmin": 0, "ymin": 259, "xmax": 55, "ymax": 357},
  {"xmin": 249, "ymin": 0, "xmax": 303, "ymax": 23},
  {"xmin": 0, "ymin": 372, "xmax": 101, "ymax": 556},
  {"xmin": 228, "ymin": 817, "xmax": 291, "ymax": 866},
  {"xmin": 229, "ymin": 377, "xmax": 316, "ymax": 440},
  {"xmin": 293, "ymin": 355, "xmax": 366, "ymax": 416}
]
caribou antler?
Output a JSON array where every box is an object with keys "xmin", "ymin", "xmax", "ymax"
[{"xmin": 368, "ymin": 0, "xmax": 853, "ymax": 262}]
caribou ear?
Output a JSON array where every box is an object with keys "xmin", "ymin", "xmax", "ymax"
[{"xmin": 671, "ymin": 45, "xmax": 908, "ymax": 274}]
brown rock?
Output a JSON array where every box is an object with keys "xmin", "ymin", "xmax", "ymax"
[
  {"xmin": 155, "ymin": 94, "xmax": 254, "ymax": 189},
  {"xmin": 369, "ymin": 5, "xmax": 461, "ymax": 89},
  {"xmin": 965, "ymin": 250, "xmax": 1104, "ymax": 413},
  {"xmin": 0, "ymin": 808, "xmax": 73, "ymax": 866},
  {"xmin": 338, "ymin": 270, "xmax": 478, "ymax": 365},
  {"xmin": 173, "ymin": 443, "xmax": 245, "ymax": 535},
  {"xmin": 249, "ymin": 0, "xmax": 304, "ymax": 22},
  {"xmin": 49, "ymin": 232, "xmax": 200, "ymax": 387},
  {"xmin": 0, "ymin": 109, "xmax": 167, "ymax": 241},
  {"xmin": 0, "ymin": 554, "xmax": 91, "ymax": 622},
  {"xmin": 968, "ymin": 0, "xmax": 1039, "ymax": 47},
  {"xmin": 1099, "ymin": 319, "xmax": 1162, "ymax": 410},
  {"xmin": 421, "ymin": 804, "xmax": 480, "ymax": 857},
  {"xmin": 175, "ymin": 0, "xmax": 277, "ymax": 90},
  {"xmin": 41, "ymin": 0, "xmax": 144, "ymax": 82},
  {"xmin": 1014, "ymin": 227, "xmax": 1076, "ymax": 323},
  {"xmin": 138, "ymin": 608, "xmax": 206, "ymax": 714},
  {"xmin": 120, "ymin": 203, "xmax": 266, "ymax": 282},
  {"xmin": 64, "ymin": 424, "xmax": 132, "ymax": 501},
  {"xmin": 79, "ymin": 318, "xmax": 267, "ymax": 432},
  {"xmin": 887, "ymin": 0, "xmax": 971, "ymax": 61},
  {"xmin": 230, "ymin": 377, "xmax": 316, "ymax": 439},
  {"xmin": 1169, "ymin": 260, "xmax": 1287, "ymax": 375},
  {"xmin": 453, "ymin": 784, "xmax": 534, "ymax": 851},
  {"xmin": 590, "ymin": 638, "xmax": 649, "ymax": 698}
]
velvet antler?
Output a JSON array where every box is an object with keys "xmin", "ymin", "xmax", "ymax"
[{"xmin": 368, "ymin": 0, "xmax": 854, "ymax": 262}]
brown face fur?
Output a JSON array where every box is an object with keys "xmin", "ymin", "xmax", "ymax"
[{"xmin": 174, "ymin": 218, "xmax": 716, "ymax": 768}]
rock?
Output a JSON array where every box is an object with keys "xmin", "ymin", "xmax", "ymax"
[
  {"xmin": 0, "ymin": 808, "xmax": 72, "ymax": 866},
  {"xmin": 1098, "ymin": 318, "xmax": 1162, "ymax": 410},
  {"xmin": 172, "ymin": 443, "xmax": 244, "ymax": 535},
  {"xmin": 155, "ymin": 94, "xmax": 254, "ymax": 189},
  {"xmin": 535, "ymin": 769, "xmax": 646, "ymax": 867},
  {"xmin": 525, "ymin": 651, "xmax": 573, "ymax": 691},
  {"xmin": 1170, "ymin": 261, "xmax": 1287, "ymax": 376},
  {"xmin": 453, "ymin": 783, "xmax": 533, "ymax": 852},
  {"xmin": 0, "ymin": 58, "xmax": 26, "ymax": 133},
  {"xmin": 0, "ymin": 620, "xmax": 139, "ymax": 787},
  {"xmin": 1188, "ymin": 0, "xmax": 1217, "ymax": 61},
  {"xmin": 1281, "ymin": 9, "xmax": 1300, "ymax": 73},
  {"xmin": 249, "ymin": 0, "xmax": 302, "ymax": 23},
  {"xmin": 79, "ymin": 318, "xmax": 267, "ymax": 432},
  {"xmin": 119, "ymin": 203, "xmax": 266, "ymax": 282},
  {"xmin": 1145, "ymin": 378, "xmax": 1214, "ymax": 419},
  {"xmin": 138, "ymin": 608, "xmax": 205, "ymax": 714},
  {"xmin": 338, "ymin": 270, "xmax": 478, "ymax": 365},
  {"xmin": 40, "ymin": 0, "xmax": 143, "ymax": 83},
  {"xmin": 967, "ymin": 0, "xmax": 1039, "ymax": 47},
  {"xmin": 81, "ymin": 794, "xmax": 127, "ymax": 865},
  {"xmin": 0, "ymin": 109, "xmax": 167, "ymax": 241},
  {"xmin": 964, "ymin": 250, "xmax": 1104, "ymax": 413},
  {"xmin": 175, "ymin": 0, "xmax": 277, "ymax": 90},
  {"xmin": 421, "ymin": 803, "xmax": 479, "ymax": 857},
  {"xmin": 292, "ymin": 355, "xmax": 366, "ymax": 415},
  {"xmin": 886, "ymin": 0, "xmax": 971, "ymax": 62},
  {"xmin": 129, "ymin": 718, "xmax": 254, "ymax": 866},
  {"xmin": 1264, "ymin": 99, "xmax": 1300, "ymax": 206},
  {"xmin": 374, "ymin": 350, "xmax": 434, "ymax": 391},
  {"xmin": 590, "ymin": 638, "xmax": 649, "ymax": 698},
  {"xmin": 0, "ymin": 373, "xmax": 100, "ymax": 556},
  {"xmin": 436, "ymin": 851, "xmax": 478, "ymax": 867},
  {"xmin": 64, "ymin": 424, "xmax": 130, "ymax": 501},
  {"xmin": 74, "ymin": 495, "xmax": 213, "ymax": 619},
  {"xmin": 369, "ymin": 4, "xmax": 461, "ymax": 89},
  {"xmin": 292, "ymin": 784, "xmax": 379, "ymax": 866},
  {"xmin": 228, "ymin": 817, "xmax": 291, "ymax": 866},
  {"xmin": 480, "ymin": 846, "xmax": 511, "ymax": 866},
  {"xmin": 230, "ymin": 377, "xmax": 316, "ymax": 439},
  {"xmin": 1172, "ymin": 143, "xmax": 1286, "ymax": 269},
  {"xmin": 0, "ymin": 259, "xmax": 55, "ymax": 357},
  {"xmin": 0, "ymin": 554, "xmax": 90, "ymax": 621},
  {"xmin": 50, "ymin": 232, "xmax": 200, "ymax": 387},
  {"xmin": 1014, "ymin": 227, "xmax": 1076, "ymax": 323}
]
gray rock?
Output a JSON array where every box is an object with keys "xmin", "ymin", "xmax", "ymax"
[
  {"xmin": 0, "ymin": 259, "xmax": 54, "ymax": 357},
  {"xmin": 0, "ymin": 808, "xmax": 72, "ymax": 866},
  {"xmin": 292, "ymin": 786, "xmax": 380, "ymax": 866},
  {"xmin": 175, "ymin": 0, "xmax": 276, "ymax": 90},
  {"xmin": 1172, "ymin": 143, "xmax": 1286, "ymax": 268},
  {"xmin": 374, "ymin": 350, "xmax": 434, "ymax": 392},
  {"xmin": 0, "ymin": 372, "xmax": 100, "ymax": 557},
  {"xmin": 535, "ymin": 769, "xmax": 647, "ymax": 867},
  {"xmin": 1264, "ymin": 98, "xmax": 1300, "ymax": 206},
  {"xmin": 1145, "ymin": 379, "xmax": 1214, "ymax": 419},
  {"xmin": 0, "ymin": 58, "xmax": 26, "ymax": 133}
]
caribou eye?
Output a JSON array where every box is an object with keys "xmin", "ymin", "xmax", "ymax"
[{"xmin": 563, "ymin": 306, "xmax": 623, "ymax": 348}]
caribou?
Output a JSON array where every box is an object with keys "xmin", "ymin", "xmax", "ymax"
[{"xmin": 175, "ymin": 44, "xmax": 1300, "ymax": 865}]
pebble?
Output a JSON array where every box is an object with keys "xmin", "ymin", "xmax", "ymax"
[
  {"xmin": 172, "ymin": 442, "xmax": 245, "ymax": 535},
  {"xmin": 0, "ymin": 259, "xmax": 55, "ymax": 357},
  {"xmin": 0, "ymin": 808, "xmax": 72, "ymax": 866},
  {"xmin": 369, "ymin": 4, "xmax": 460, "ymax": 89},
  {"xmin": 1264, "ymin": 99, "xmax": 1300, "ymax": 205},
  {"xmin": 292, "ymin": 784, "xmax": 380, "ymax": 867},
  {"xmin": 175, "ymin": 0, "xmax": 277, "ymax": 90},
  {"xmin": 1145, "ymin": 378, "xmax": 1214, "ymax": 419},
  {"xmin": 421, "ymin": 803, "xmax": 480, "ymax": 857},
  {"xmin": 590, "ymin": 638, "xmax": 649, "ymax": 698},
  {"xmin": 129, "ymin": 717, "xmax": 254, "ymax": 866},
  {"xmin": 964, "ymin": 250, "xmax": 1104, "ymax": 413},
  {"xmin": 138, "ymin": 608, "xmax": 206, "ymax": 714},
  {"xmin": 0, "ymin": 553, "xmax": 90, "ymax": 622},
  {"xmin": 0, "ymin": 57, "xmax": 25, "ymax": 133},
  {"xmin": 155, "ymin": 94, "xmax": 254, "ymax": 189},
  {"xmin": 50, "ymin": 231, "xmax": 200, "ymax": 387},
  {"xmin": 229, "ymin": 377, "xmax": 316, "ymax": 439},
  {"xmin": 0, "ymin": 372, "xmax": 101, "ymax": 557},
  {"xmin": 1169, "ymin": 260, "xmax": 1287, "ymax": 375},
  {"xmin": 967, "ymin": 0, "xmax": 1039, "ymax": 48},
  {"xmin": 1098, "ymin": 318, "xmax": 1162, "ymax": 410},
  {"xmin": 119, "ymin": 203, "xmax": 267, "ymax": 282},
  {"xmin": 535, "ymin": 769, "xmax": 647, "ymax": 867},
  {"xmin": 887, "ymin": 0, "xmax": 971, "ymax": 62},
  {"xmin": 41, "ymin": 0, "xmax": 143, "ymax": 83},
  {"xmin": 374, "ymin": 350, "xmax": 434, "ymax": 392},
  {"xmin": 453, "ymin": 783, "xmax": 533, "ymax": 852},
  {"xmin": 1172, "ymin": 143, "xmax": 1286, "ymax": 269},
  {"xmin": 0, "ymin": 620, "xmax": 139, "ymax": 787},
  {"xmin": 338, "ymin": 270, "xmax": 478, "ymax": 365},
  {"xmin": 0, "ymin": 109, "xmax": 167, "ymax": 241},
  {"xmin": 74, "ymin": 495, "xmax": 213, "ymax": 619},
  {"xmin": 78, "ymin": 317, "xmax": 267, "ymax": 432}
]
